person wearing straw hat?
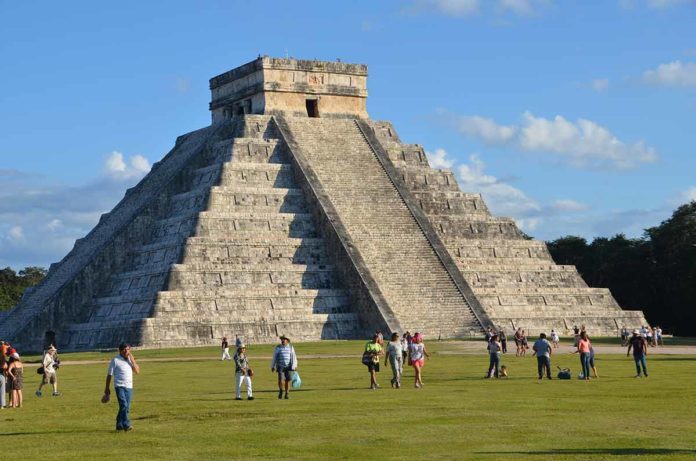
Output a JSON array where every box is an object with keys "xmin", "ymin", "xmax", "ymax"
[
  {"xmin": 271, "ymin": 335, "xmax": 298, "ymax": 400},
  {"xmin": 36, "ymin": 345, "xmax": 60, "ymax": 397},
  {"xmin": 233, "ymin": 344, "xmax": 254, "ymax": 401}
]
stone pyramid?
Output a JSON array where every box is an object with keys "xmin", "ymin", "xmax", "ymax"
[{"xmin": 0, "ymin": 57, "xmax": 647, "ymax": 351}]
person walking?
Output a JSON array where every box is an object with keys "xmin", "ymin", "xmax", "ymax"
[
  {"xmin": 36, "ymin": 345, "xmax": 60, "ymax": 397},
  {"xmin": 409, "ymin": 333, "xmax": 430, "ymax": 388},
  {"xmin": 400, "ymin": 333, "xmax": 409, "ymax": 364},
  {"xmin": 233, "ymin": 344, "xmax": 253, "ymax": 400},
  {"xmin": 271, "ymin": 335, "xmax": 298, "ymax": 399},
  {"xmin": 363, "ymin": 334, "xmax": 383, "ymax": 389},
  {"xmin": 486, "ymin": 334, "xmax": 502, "ymax": 378},
  {"xmin": 103, "ymin": 343, "xmax": 140, "ymax": 431},
  {"xmin": 574, "ymin": 331, "xmax": 592, "ymax": 380},
  {"xmin": 385, "ymin": 332, "xmax": 403, "ymax": 389},
  {"xmin": 7, "ymin": 352, "xmax": 24, "ymax": 408},
  {"xmin": 499, "ymin": 330, "xmax": 508, "ymax": 354},
  {"xmin": 532, "ymin": 333, "xmax": 552, "ymax": 380},
  {"xmin": 550, "ymin": 329, "xmax": 560, "ymax": 348},
  {"xmin": 0, "ymin": 345, "xmax": 7, "ymax": 409},
  {"xmin": 221, "ymin": 336, "xmax": 231, "ymax": 361},
  {"xmin": 627, "ymin": 329, "xmax": 649, "ymax": 378}
]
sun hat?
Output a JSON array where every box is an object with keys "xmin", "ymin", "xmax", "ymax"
[
  {"xmin": 279, "ymin": 335, "xmax": 290, "ymax": 342},
  {"xmin": 633, "ymin": 329, "xmax": 640, "ymax": 335},
  {"xmin": 48, "ymin": 345, "xmax": 57, "ymax": 352}
]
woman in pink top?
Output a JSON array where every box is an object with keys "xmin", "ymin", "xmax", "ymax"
[{"xmin": 574, "ymin": 331, "xmax": 592, "ymax": 380}]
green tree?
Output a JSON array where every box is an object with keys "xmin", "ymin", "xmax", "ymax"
[{"xmin": 0, "ymin": 266, "xmax": 47, "ymax": 311}]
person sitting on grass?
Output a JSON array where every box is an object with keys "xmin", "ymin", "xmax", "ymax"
[
  {"xmin": 271, "ymin": 335, "xmax": 298, "ymax": 399},
  {"xmin": 364, "ymin": 334, "xmax": 383, "ymax": 389}
]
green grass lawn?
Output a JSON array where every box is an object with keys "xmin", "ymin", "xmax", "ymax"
[{"xmin": 3, "ymin": 341, "xmax": 695, "ymax": 460}]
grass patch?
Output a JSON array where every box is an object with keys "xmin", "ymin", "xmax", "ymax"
[{"xmin": 3, "ymin": 341, "xmax": 695, "ymax": 460}]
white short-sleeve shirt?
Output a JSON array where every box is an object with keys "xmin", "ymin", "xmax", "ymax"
[{"xmin": 108, "ymin": 355, "xmax": 134, "ymax": 389}]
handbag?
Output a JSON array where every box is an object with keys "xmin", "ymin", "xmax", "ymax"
[
  {"xmin": 291, "ymin": 371, "xmax": 302, "ymax": 389},
  {"xmin": 36, "ymin": 366, "xmax": 44, "ymax": 375},
  {"xmin": 246, "ymin": 367, "xmax": 254, "ymax": 378},
  {"xmin": 361, "ymin": 352, "xmax": 372, "ymax": 365}
]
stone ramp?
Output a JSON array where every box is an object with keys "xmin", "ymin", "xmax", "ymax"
[{"xmin": 279, "ymin": 117, "xmax": 483, "ymax": 337}]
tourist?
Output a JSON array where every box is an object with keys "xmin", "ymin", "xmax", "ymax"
[
  {"xmin": 486, "ymin": 334, "xmax": 502, "ymax": 378},
  {"xmin": 385, "ymin": 332, "xmax": 402, "ymax": 388},
  {"xmin": 409, "ymin": 332, "xmax": 430, "ymax": 388},
  {"xmin": 574, "ymin": 331, "xmax": 592, "ymax": 380},
  {"xmin": 532, "ymin": 333, "xmax": 553, "ymax": 380},
  {"xmin": 363, "ymin": 334, "xmax": 383, "ymax": 389},
  {"xmin": 36, "ymin": 345, "xmax": 60, "ymax": 397},
  {"xmin": 514, "ymin": 328, "xmax": 523, "ymax": 356},
  {"xmin": 499, "ymin": 330, "xmax": 508, "ymax": 354},
  {"xmin": 620, "ymin": 326, "xmax": 629, "ymax": 346},
  {"xmin": 484, "ymin": 327, "xmax": 493, "ymax": 343},
  {"xmin": 375, "ymin": 330, "xmax": 384, "ymax": 346},
  {"xmin": 235, "ymin": 334, "xmax": 243, "ymax": 349},
  {"xmin": 233, "ymin": 344, "xmax": 253, "ymax": 400},
  {"xmin": 589, "ymin": 345, "xmax": 599, "ymax": 378},
  {"xmin": 271, "ymin": 335, "xmax": 298, "ymax": 399},
  {"xmin": 573, "ymin": 325, "xmax": 580, "ymax": 347},
  {"xmin": 221, "ymin": 336, "xmax": 231, "ymax": 361},
  {"xmin": 520, "ymin": 330, "xmax": 529, "ymax": 356},
  {"xmin": 400, "ymin": 333, "xmax": 409, "ymax": 364},
  {"xmin": 646, "ymin": 327, "xmax": 654, "ymax": 346},
  {"xmin": 550, "ymin": 329, "xmax": 560, "ymax": 349},
  {"xmin": 651, "ymin": 327, "xmax": 659, "ymax": 347},
  {"xmin": 627, "ymin": 329, "xmax": 649, "ymax": 378},
  {"xmin": 656, "ymin": 326, "xmax": 663, "ymax": 346},
  {"xmin": 7, "ymin": 352, "xmax": 24, "ymax": 408},
  {"xmin": 103, "ymin": 343, "xmax": 140, "ymax": 431},
  {"xmin": 0, "ymin": 343, "xmax": 6, "ymax": 409}
]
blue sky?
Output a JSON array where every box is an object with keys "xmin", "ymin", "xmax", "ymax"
[{"xmin": 1, "ymin": 0, "xmax": 695, "ymax": 269}]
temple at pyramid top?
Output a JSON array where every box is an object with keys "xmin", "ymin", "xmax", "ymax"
[{"xmin": 209, "ymin": 57, "xmax": 369, "ymax": 123}]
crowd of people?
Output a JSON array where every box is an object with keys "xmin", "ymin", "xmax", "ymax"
[
  {"xmin": 480, "ymin": 324, "xmax": 653, "ymax": 380},
  {"xmin": 0, "ymin": 323, "xmax": 661, "ymax": 431}
]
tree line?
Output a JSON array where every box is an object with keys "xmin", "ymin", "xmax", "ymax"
[
  {"xmin": 0, "ymin": 266, "xmax": 47, "ymax": 311},
  {"xmin": 547, "ymin": 201, "xmax": 696, "ymax": 336}
]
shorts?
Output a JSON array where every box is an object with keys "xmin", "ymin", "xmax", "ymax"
[
  {"xmin": 43, "ymin": 372, "xmax": 57, "ymax": 385},
  {"xmin": 411, "ymin": 358, "xmax": 424, "ymax": 368},
  {"xmin": 276, "ymin": 368, "xmax": 292, "ymax": 382},
  {"xmin": 366, "ymin": 361, "xmax": 380, "ymax": 372}
]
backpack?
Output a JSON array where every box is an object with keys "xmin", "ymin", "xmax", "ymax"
[{"xmin": 557, "ymin": 366, "xmax": 571, "ymax": 380}]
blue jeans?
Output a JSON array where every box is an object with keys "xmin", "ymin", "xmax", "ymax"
[
  {"xmin": 115, "ymin": 386, "xmax": 133, "ymax": 429},
  {"xmin": 488, "ymin": 354, "xmax": 500, "ymax": 378},
  {"xmin": 633, "ymin": 354, "xmax": 648, "ymax": 376},
  {"xmin": 580, "ymin": 353, "xmax": 591, "ymax": 379},
  {"xmin": 0, "ymin": 374, "xmax": 5, "ymax": 407},
  {"xmin": 537, "ymin": 356, "xmax": 551, "ymax": 378}
]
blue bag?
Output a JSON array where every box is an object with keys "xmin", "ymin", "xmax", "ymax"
[{"xmin": 291, "ymin": 371, "xmax": 302, "ymax": 389}]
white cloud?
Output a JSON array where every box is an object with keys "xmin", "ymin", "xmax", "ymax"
[
  {"xmin": 452, "ymin": 115, "xmax": 518, "ymax": 144},
  {"xmin": 647, "ymin": 0, "xmax": 691, "ymax": 8},
  {"xmin": 404, "ymin": 0, "xmax": 549, "ymax": 17},
  {"xmin": 0, "ymin": 153, "xmax": 151, "ymax": 269},
  {"xmin": 680, "ymin": 186, "xmax": 696, "ymax": 202},
  {"xmin": 105, "ymin": 151, "xmax": 151, "ymax": 180},
  {"xmin": 550, "ymin": 199, "xmax": 589, "ymax": 212},
  {"xmin": 456, "ymin": 153, "xmax": 541, "ymax": 219},
  {"xmin": 8, "ymin": 225, "xmax": 25, "ymax": 242},
  {"xmin": 642, "ymin": 60, "xmax": 696, "ymax": 87},
  {"xmin": 440, "ymin": 110, "xmax": 659, "ymax": 170},
  {"xmin": 426, "ymin": 148, "xmax": 455, "ymax": 169},
  {"xmin": 591, "ymin": 78, "xmax": 609, "ymax": 92},
  {"xmin": 498, "ymin": 0, "xmax": 535, "ymax": 15}
]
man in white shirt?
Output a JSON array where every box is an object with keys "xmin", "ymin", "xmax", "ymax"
[{"xmin": 103, "ymin": 343, "xmax": 140, "ymax": 431}]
